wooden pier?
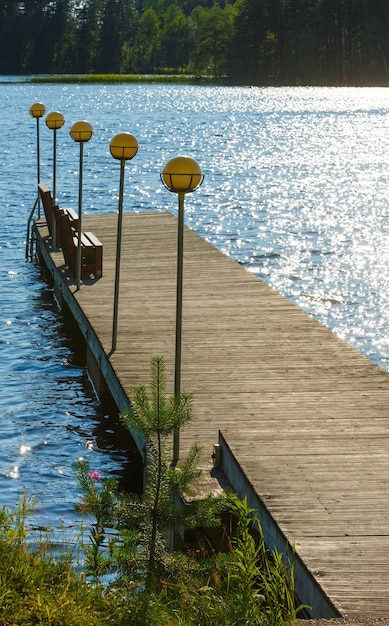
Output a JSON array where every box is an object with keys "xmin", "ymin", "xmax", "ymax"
[{"xmin": 34, "ymin": 210, "xmax": 389, "ymax": 618}]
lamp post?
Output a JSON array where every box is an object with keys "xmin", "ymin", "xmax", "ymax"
[
  {"xmin": 29, "ymin": 102, "xmax": 46, "ymax": 218},
  {"xmin": 161, "ymin": 156, "xmax": 203, "ymax": 462},
  {"xmin": 70, "ymin": 121, "xmax": 94, "ymax": 291},
  {"xmin": 109, "ymin": 132, "xmax": 139, "ymax": 353},
  {"xmin": 45, "ymin": 111, "xmax": 65, "ymax": 248}
]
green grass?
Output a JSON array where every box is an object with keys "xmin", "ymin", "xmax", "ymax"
[
  {"xmin": 29, "ymin": 73, "xmax": 201, "ymax": 84},
  {"xmin": 0, "ymin": 493, "xmax": 304, "ymax": 625},
  {"xmin": 0, "ymin": 498, "xmax": 125, "ymax": 626}
]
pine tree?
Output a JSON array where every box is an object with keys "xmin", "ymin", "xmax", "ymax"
[{"xmin": 75, "ymin": 356, "xmax": 224, "ymax": 589}]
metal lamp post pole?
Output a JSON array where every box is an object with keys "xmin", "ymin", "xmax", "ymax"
[
  {"xmin": 76, "ymin": 140, "xmax": 84, "ymax": 290},
  {"xmin": 52, "ymin": 127, "xmax": 57, "ymax": 242},
  {"xmin": 112, "ymin": 157, "xmax": 126, "ymax": 353},
  {"xmin": 173, "ymin": 191, "xmax": 185, "ymax": 460},
  {"xmin": 45, "ymin": 112, "xmax": 65, "ymax": 249},
  {"xmin": 70, "ymin": 121, "xmax": 94, "ymax": 291},
  {"xmin": 109, "ymin": 132, "xmax": 139, "ymax": 354},
  {"xmin": 36, "ymin": 116, "xmax": 41, "ymax": 217},
  {"xmin": 161, "ymin": 156, "xmax": 203, "ymax": 463},
  {"xmin": 29, "ymin": 102, "xmax": 46, "ymax": 218}
]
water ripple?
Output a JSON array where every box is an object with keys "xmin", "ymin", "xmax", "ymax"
[{"xmin": 1, "ymin": 83, "xmax": 389, "ymax": 531}]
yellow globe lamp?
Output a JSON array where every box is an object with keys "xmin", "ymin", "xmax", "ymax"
[
  {"xmin": 70, "ymin": 120, "xmax": 94, "ymax": 143},
  {"xmin": 161, "ymin": 156, "xmax": 203, "ymax": 194},
  {"xmin": 45, "ymin": 111, "xmax": 65, "ymax": 130},
  {"xmin": 29, "ymin": 102, "xmax": 46, "ymax": 118},
  {"xmin": 109, "ymin": 132, "xmax": 139, "ymax": 161}
]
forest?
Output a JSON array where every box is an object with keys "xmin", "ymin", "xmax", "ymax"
[{"xmin": 1, "ymin": 0, "xmax": 388, "ymax": 85}]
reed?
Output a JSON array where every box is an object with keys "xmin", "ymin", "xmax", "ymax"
[{"xmin": 30, "ymin": 73, "xmax": 199, "ymax": 84}]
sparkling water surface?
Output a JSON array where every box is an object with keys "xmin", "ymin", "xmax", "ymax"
[{"xmin": 1, "ymin": 82, "xmax": 389, "ymax": 532}]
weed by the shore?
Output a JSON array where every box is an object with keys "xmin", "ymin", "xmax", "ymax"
[{"xmin": 0, "ymin": 358, "xmax": 304, "ymax": 625}]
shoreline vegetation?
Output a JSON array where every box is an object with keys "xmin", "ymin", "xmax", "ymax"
[
  {"xmin": 0, "ymin": 357, "xmax": 302, "ymax": 624},
  {"xmin": 4, "ymin": 73, "xmax": 226, "ymax": 84},
  {"xmin": 0, "ymin": 492, "xmax": 301, "ymax": 625},
  {"xmin": 3, "ymin": 73, "xmax": 389, "ymax": 86},
  {"xmin": 30, "ymin": 73, "xmax": 202, "ymax": 84}
]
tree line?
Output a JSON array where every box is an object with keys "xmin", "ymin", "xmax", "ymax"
[{"xmin": 1, "ymin": 0, "xmax": 388, "ymax": 85}]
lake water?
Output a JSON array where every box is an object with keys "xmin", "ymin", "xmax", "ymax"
[{"xmin": 1, "ymin": 81, "xmax": 389, "ymax": 534}]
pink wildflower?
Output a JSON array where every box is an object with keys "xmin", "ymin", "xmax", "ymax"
[{"xmin": 89, "ymin": 470, "xmax": 101, "ymax": 480}]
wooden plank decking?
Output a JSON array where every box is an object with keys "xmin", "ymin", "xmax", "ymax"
[{"xmin": 34, "ymin": 211, "xmax": 389, "ymax": 618}]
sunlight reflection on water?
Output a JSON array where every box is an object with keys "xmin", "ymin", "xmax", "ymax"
[
  {"xmin": 18, "ymin": 85, "xmax": 389, "ymax": 365},
  {"xmin": 1, "ymin": 82, "xmax": 389, "ymax": 533}
]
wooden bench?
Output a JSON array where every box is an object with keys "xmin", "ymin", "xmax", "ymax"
[
  {"xmin": 56, "ymin": 207, "xmax": 103, "ymax": 279},
  {"xmin": 38, "ymin": 182, "xmax": 102, "ymax": 278},
  {"xmin": 38, "ymin": 182, "xmax": 78, "ymax": 246}
]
